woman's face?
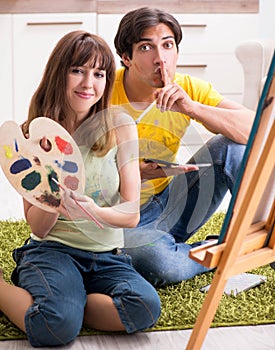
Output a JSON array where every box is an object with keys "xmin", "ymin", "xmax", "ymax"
[{"xmin": 66, "ymin": 61, "xmax": 106, "ymax": 120}]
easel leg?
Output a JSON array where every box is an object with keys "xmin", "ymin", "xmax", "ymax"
[{"xmin": 186, "ymin": 271, "xmax": 228, "ymax": 350}]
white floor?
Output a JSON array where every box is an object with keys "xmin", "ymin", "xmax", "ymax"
[{"xmin": 0, "ymin": 324, "xmax": 275, "ymax": 349}]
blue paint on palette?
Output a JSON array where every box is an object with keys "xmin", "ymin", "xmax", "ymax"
[
  {"xmin": 14, "ymin": 139, "xmax": 19, "ymax": 152},
  {"xmin": 10, "ymin": 158, "xmax": 32, "ymax": 174},
  {"xmin": 54, "ymin": 160, "xmax": 78, "ymax": 173}
]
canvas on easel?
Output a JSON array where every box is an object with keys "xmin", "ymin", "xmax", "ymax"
[{"xmin": 186, "ymin": 50, "xmax": 275, "ymax": 350}]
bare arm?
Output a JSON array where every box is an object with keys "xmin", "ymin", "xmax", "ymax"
[
  {"xmin": 23, "ymin": 199, "xmax": 59, "ymax": 238},
  {"xmin": 191, "ymin": 98, "xmax": 255, "ymax": 144},
  {"xmin": 156, "ymin": 84, "xmax": 255, "ymax": 145},
  {"xmin": 157, "ymin": 63, "xmax": 255, "ymax": 144}
]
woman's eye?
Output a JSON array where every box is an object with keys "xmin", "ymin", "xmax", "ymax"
[
  {"xmin": 95, "ymin": 71, "xmax": 106, "ymax": 78},
  {"xmin": 71, "ymin": 68, "xmax": 83, "ymax": 74}
]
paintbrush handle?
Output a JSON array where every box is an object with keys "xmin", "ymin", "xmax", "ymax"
[
  {"xmin": 73, "ymin": 198, "xmax": 104, "ymax": 229},
  {"xmin": 51, "ymin": 178, "xmax": 103, "ymax": 229}
]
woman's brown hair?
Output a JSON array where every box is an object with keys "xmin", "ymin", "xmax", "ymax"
[{"xmin": 23, "ymin": 30, "xmax": 116, "ymax": 155}]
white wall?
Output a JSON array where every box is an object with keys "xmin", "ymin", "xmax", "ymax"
[
  {"xmin": 0, "ymin": 168, "xmax": 24, "ymax": 220},
  {"xmin": 259, "ymin": 0, "xmax": 275, "ymax": 38}
]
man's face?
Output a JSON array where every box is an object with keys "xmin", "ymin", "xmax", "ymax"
[{"xmin": 123, "ymin": 23, "xmax": 178, "ymax": 88}]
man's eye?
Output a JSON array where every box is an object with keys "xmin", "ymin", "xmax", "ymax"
[
  {"xmin": 140, "ymin": 44, "xmax": 151, "ymax": 52},
  {"xmin": 164, "ymin": 42, "xmax": 174, "ymax": 49}
]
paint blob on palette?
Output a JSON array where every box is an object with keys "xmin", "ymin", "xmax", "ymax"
[{"xmin": 0, "ymin": 118, "xmax": 85, "ymax": 213}]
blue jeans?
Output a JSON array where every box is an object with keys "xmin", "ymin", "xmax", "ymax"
[
  {"xmin": 124, "ymin": 135, "xmax": 246, "ymax": 286},
  {"xmin": 11, "ymin": 240, "xmax": 161, "ymax": 347}
]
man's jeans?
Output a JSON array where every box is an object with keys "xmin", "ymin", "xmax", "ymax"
[{"xmin": 124, "ymin": 135, "xmax": 246, "ymax": 286}]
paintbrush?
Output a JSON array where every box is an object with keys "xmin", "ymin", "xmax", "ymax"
[{"xmin": 51, "ymin": 177, "xmax": 104, "ymax": 229}]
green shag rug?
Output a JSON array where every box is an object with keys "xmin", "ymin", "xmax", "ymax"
[{"xmin": 0, "ymin": 213, "xmax": 275, "ymax": 340}]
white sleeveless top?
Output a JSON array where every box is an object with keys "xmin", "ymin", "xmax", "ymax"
[{"xmin": 31, "ymin": 146, "xmax": 124, "ymax": 252}]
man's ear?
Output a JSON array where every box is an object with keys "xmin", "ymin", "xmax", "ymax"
[{"xmin": 121, "ymin": 53, "xmax": 132, "ymax": 68}]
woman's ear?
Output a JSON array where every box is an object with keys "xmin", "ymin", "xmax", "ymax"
[{"xmin": 121, "ymin": 53, "xmax": 132, "ymax": 68}]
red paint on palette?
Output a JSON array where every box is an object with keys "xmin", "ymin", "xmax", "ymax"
[
  {"xmin": 55, "ymin": 136, "xmax": 73, "ymax": 155},
  {"xmin": 64, "ymin": 175, "xmax": 79, "ymax": 191}
]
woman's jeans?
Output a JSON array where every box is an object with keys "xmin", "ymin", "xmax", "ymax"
[
  {"xmin": 124, "ymin": 135, "xmax": 246, "ymax": 286},
  {"xmin": 11, "ymin": 240, "xmax": 161, "ymax": 347}
]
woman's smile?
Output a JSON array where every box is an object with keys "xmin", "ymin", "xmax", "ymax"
[{"xmin": 75, "ymin": 91, "xmax": 94, "ymax": 99}]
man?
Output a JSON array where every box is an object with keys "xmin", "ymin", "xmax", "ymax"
[{"xmin": 111, "ymin": 7, "xmax": 255, "ymax": 286}]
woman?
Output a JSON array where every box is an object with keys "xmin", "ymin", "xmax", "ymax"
[{"xmin": 0, "ymin": 30, "xmax": 160, "ymax": 347}]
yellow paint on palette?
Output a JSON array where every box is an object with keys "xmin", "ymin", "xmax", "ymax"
[{"xmin": 4, "ymin": 145, "xmax": 13, "ymax": 159}]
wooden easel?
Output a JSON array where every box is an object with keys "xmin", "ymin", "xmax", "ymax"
[{"xmin": 186, "ymin": 51, "xmax": 275, "ymax": 350}]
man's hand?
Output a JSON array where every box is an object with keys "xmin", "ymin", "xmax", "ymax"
[
  {"xmin": 156, "ymin": 60, "xmax": 195, "ymax": 116},
  {"xmin": 140, "ymin": 160, "xmax": 198, "ymax": 180}
]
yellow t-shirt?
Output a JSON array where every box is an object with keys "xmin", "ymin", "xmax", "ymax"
[{"xmin": 111, "ymin": 68, "xmax": 223, "ymax": 205}]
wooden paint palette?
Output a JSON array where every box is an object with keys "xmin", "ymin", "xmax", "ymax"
[{"xmin": 0, "ymin": 117, "xmax": 85, "ymax": 213}]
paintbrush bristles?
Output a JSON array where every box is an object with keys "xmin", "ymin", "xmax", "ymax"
[{"xmin": 51, "ymin": 177, "xmax": 63, "ymax": 190}]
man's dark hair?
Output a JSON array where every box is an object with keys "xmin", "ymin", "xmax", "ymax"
[{"xmin": 114, "ymin": 7, "xmax": 182, "ymax": 67}]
